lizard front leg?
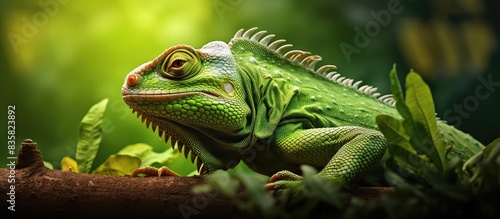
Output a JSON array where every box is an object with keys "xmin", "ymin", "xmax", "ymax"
[{"xmin": 266, "ymin": 125, "xmax": 387, "ymax": 190}]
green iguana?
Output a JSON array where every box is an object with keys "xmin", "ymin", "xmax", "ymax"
[{"xmin": 121, "ymin": 27, "xmax": 484, "ymax": 189}]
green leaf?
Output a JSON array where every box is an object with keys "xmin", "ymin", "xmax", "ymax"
[
  {"xmin": 204, "ymin": 170, "xmax": 240, "ymax": 198},
  {"xmin": 482, "ymin": 138, "xmax": 500, "ymax": 159},
  {"xmin": 389, "ymin": 65, "xmax": 416, "ymax": 135},
  {"xmin": 239, "ymin": 173, "xmax": 275, "ymax": 212},
  {"xmin": 376, "ymin": 114, "xmax": 414, "ymax": 154},
  {"xmin": 469, "ymin": 138, "xmax": 500, "ymax": 191},
  {"xmin": 384, "ymin": 171, "xmax": 429, "ymax": 201},
  {"xmin": 300, "ymin": 165, "xmax": 318, "ymax": 178},
  {"xmin": 387, "ymin": 68, "xmax": 446, "ymax": 173},
  {"xmin": 117, "ymin": 143, "xmax": 179, "ymax": 167},
  {"xmin": 384, "ymin": 170, "xmax": 408, "ymax": 187},
  {"xmin": 376, "ymin": 114, "xmax": 426, "ymax": 175},
  {"xmin": 387, "ymin": 142, "xmax": 428, "ymax": 177},
  {"xmin": 405, "ymin": 71, "xmax": 446, "ymax": 172},
  {"xmin": 76, "ymin": 98, "xmax": 108, "ymax": 173},
  {"xmin": 303, "ymin": 174, "xmax": 346, "ymax": 208},
  {"xmin": 43, "ymin": 161, "xmax": 54, "ymax": 169},
  {"xmin": 92, "ymin": 154, "xmax": 141, "ymax": 176}
]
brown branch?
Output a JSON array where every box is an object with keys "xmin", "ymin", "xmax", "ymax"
[
  {"xmin": 1, "ymin": 139, "xmax": 392, "ymax": 218},
  {"xmin": 1, "ymin": 139, "xmax": 239, "ymax": 218}
]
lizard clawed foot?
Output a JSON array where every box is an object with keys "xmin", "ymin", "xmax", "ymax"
[
  {"xmin": 265, "ymin": 170, "xmax": 304, "ymax": 191},
  {"xmin": 131, "ymin": 166, "xmax": 180, "ymax": 177}
]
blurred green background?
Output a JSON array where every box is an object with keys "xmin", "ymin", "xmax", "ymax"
[{"xmin": 1, "ymin": 0, "xmax": 499, "ymax": 173}]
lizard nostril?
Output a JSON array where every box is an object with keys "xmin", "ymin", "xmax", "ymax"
[{"xmin": 127, "ymin": 74, "xmax": 139, "ymax": 87}]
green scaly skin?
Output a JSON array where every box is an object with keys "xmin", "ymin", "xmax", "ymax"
[{"xmin": 121, "ymin": 27, "xmax": 484, "ymax": 189}]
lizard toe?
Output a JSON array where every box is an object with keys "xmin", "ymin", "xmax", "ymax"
[
  {"xmin": 158, "ymin": 166, "xmax": 180, "ymax": 177},
  {"xmin": 265, "ymin": 180, "xmax": 305, "ymax": 192},
  {"xmin": 131, "ymin": 166, "xmax": 179, "ymax": 177},
  {"xmin": 270, "ymin": 170, "xmax": 303, "ymax": 182},
  {"xmin": 267, "ymin": 170, "xmax": 305, "ymax": 192}
]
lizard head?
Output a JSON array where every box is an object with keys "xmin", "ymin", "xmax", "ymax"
[{"xmin": 121, "ymin": 41, "xmax": 251, "ymax": 174}]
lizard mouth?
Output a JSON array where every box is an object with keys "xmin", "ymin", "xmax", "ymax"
[{"xmin": 121, "ymin": 89, "xmax": 221, "ymax": 102}]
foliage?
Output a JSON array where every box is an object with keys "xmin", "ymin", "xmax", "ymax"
[
  {"xmin": 76, "ymin": 98, "xmax": 108, "ymax": 173},
  {"xmin": 116, "ymin": 143, "xmax": 179, "ymax": 168},
  {"xmin": 468, "ymin": 139, "xmax": 500, "ymax": 192},
  {"xmin": 376, "ymin": 66, "xmax": 447, "ymax": 182},
  {"xmin": 92, "ymin": 154, "xmax": 141, "ymax": 176},
  {"xmin": 195, "ymin": 158, "xmax": 499, "ymax": 218},
  {"xmin": 193, "ymin": 166, "xmax": 350, "ymax": 219},
  {"xmin": 44, "ymin": 99, "xmax": 179, "ymax": 176}
]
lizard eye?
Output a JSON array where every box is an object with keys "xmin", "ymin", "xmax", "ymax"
[{"xmin": 160, "ymin": 49, "xmax": 201, "ymax": 80}]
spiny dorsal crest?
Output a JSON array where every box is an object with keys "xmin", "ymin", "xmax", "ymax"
[{"xmin": 229, "ymin": 27, "xmax": 396, "ymax": 107}]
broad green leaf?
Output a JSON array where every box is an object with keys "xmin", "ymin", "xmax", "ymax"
[
  {"xmin": 405, "ymin": 72, "xmax": 446, "ymax": 171},
  {"xmin": 76, "ymin": 98, "xmax": 108, "ymax": 173},
  {"xmin": 116, "ymin": 143, "xmax": 153, "ymax": 156},
  {"xmin": 238, "ymin": 173, "xmax": 275, "ymax": 212},
  {"xmin": 384, "ymin": 171, "xmax": 429, "ymax": 201},
  {"xmin": 204, "ymin": 170, "xmax": 240, "ymax": 197},
  {"xmin": 386, "ymin": 141, "xmax": 428, "ymax": 177},
  {"xmin": 469, "ymin": 138, "xmax": 500, "ymax": 190},
  {"xmin": 389, "ymin": 65, "xmax": 416, "ymax": 136},
  {"xmin": 61, "ymin": 156, "xmax": 79, "ymax": 172},
  {"xmin": 186, "ymin": 170, "xmax": 199, "ymax": 176},
  {"xmin": 384, "ymin": 170, "xmax": 408, "ymax": 187},
  {"xmin": 462, "ymin": 138, "xmax": 498, "ymax": 171},
  {"xmin": 376, "ymin": 114, "xmax": 425, "ymax": 175},
  {"xmin": 191, "ymin": 184, "xmax": 214, "ymax": 194},
  {"xmin": 303, "ymin": 169, "xmax": 346, "ymax": 207},
  {"xmin": 117, "ymin": 143, "xmax": 179, "ymax": 167},
  {"xmin": 43, "ymin": 161, "xmax": 54, "ymax": 169},
  {"xmin": 92, "ymin": 154, "xmax": 141, "ymax": 176},
  {"xmin": 387, "ymin": 68, "xmax": 446, "ymax": 173},
  {"xmin": 482, "ymin": 138, "xmax": 500, "ymax": 160},
  {"xmin": 376, "ymin": 114, "xmax": 414, "ymax": 154},
  {"xmin": 300, "ymin": 165, "xmax": 318, "ymax": 178}
]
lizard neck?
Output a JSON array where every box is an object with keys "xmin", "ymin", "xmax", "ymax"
[{"xmin": 239, "ymin": 63, "xmax": 297, "ymax": 140}]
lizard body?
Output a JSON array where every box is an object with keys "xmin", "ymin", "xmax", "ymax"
[{"xmin": 121, "ymin": 27, "xmax": 484, "ymax": 187}]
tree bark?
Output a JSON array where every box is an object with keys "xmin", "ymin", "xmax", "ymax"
[
  {"xmin": 1, "ymin": 139, "xmax": 393, "ymax": 218},
  {"xmin": 1, "ymin": 139, "xmax": 241, "ymax": 218}
]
